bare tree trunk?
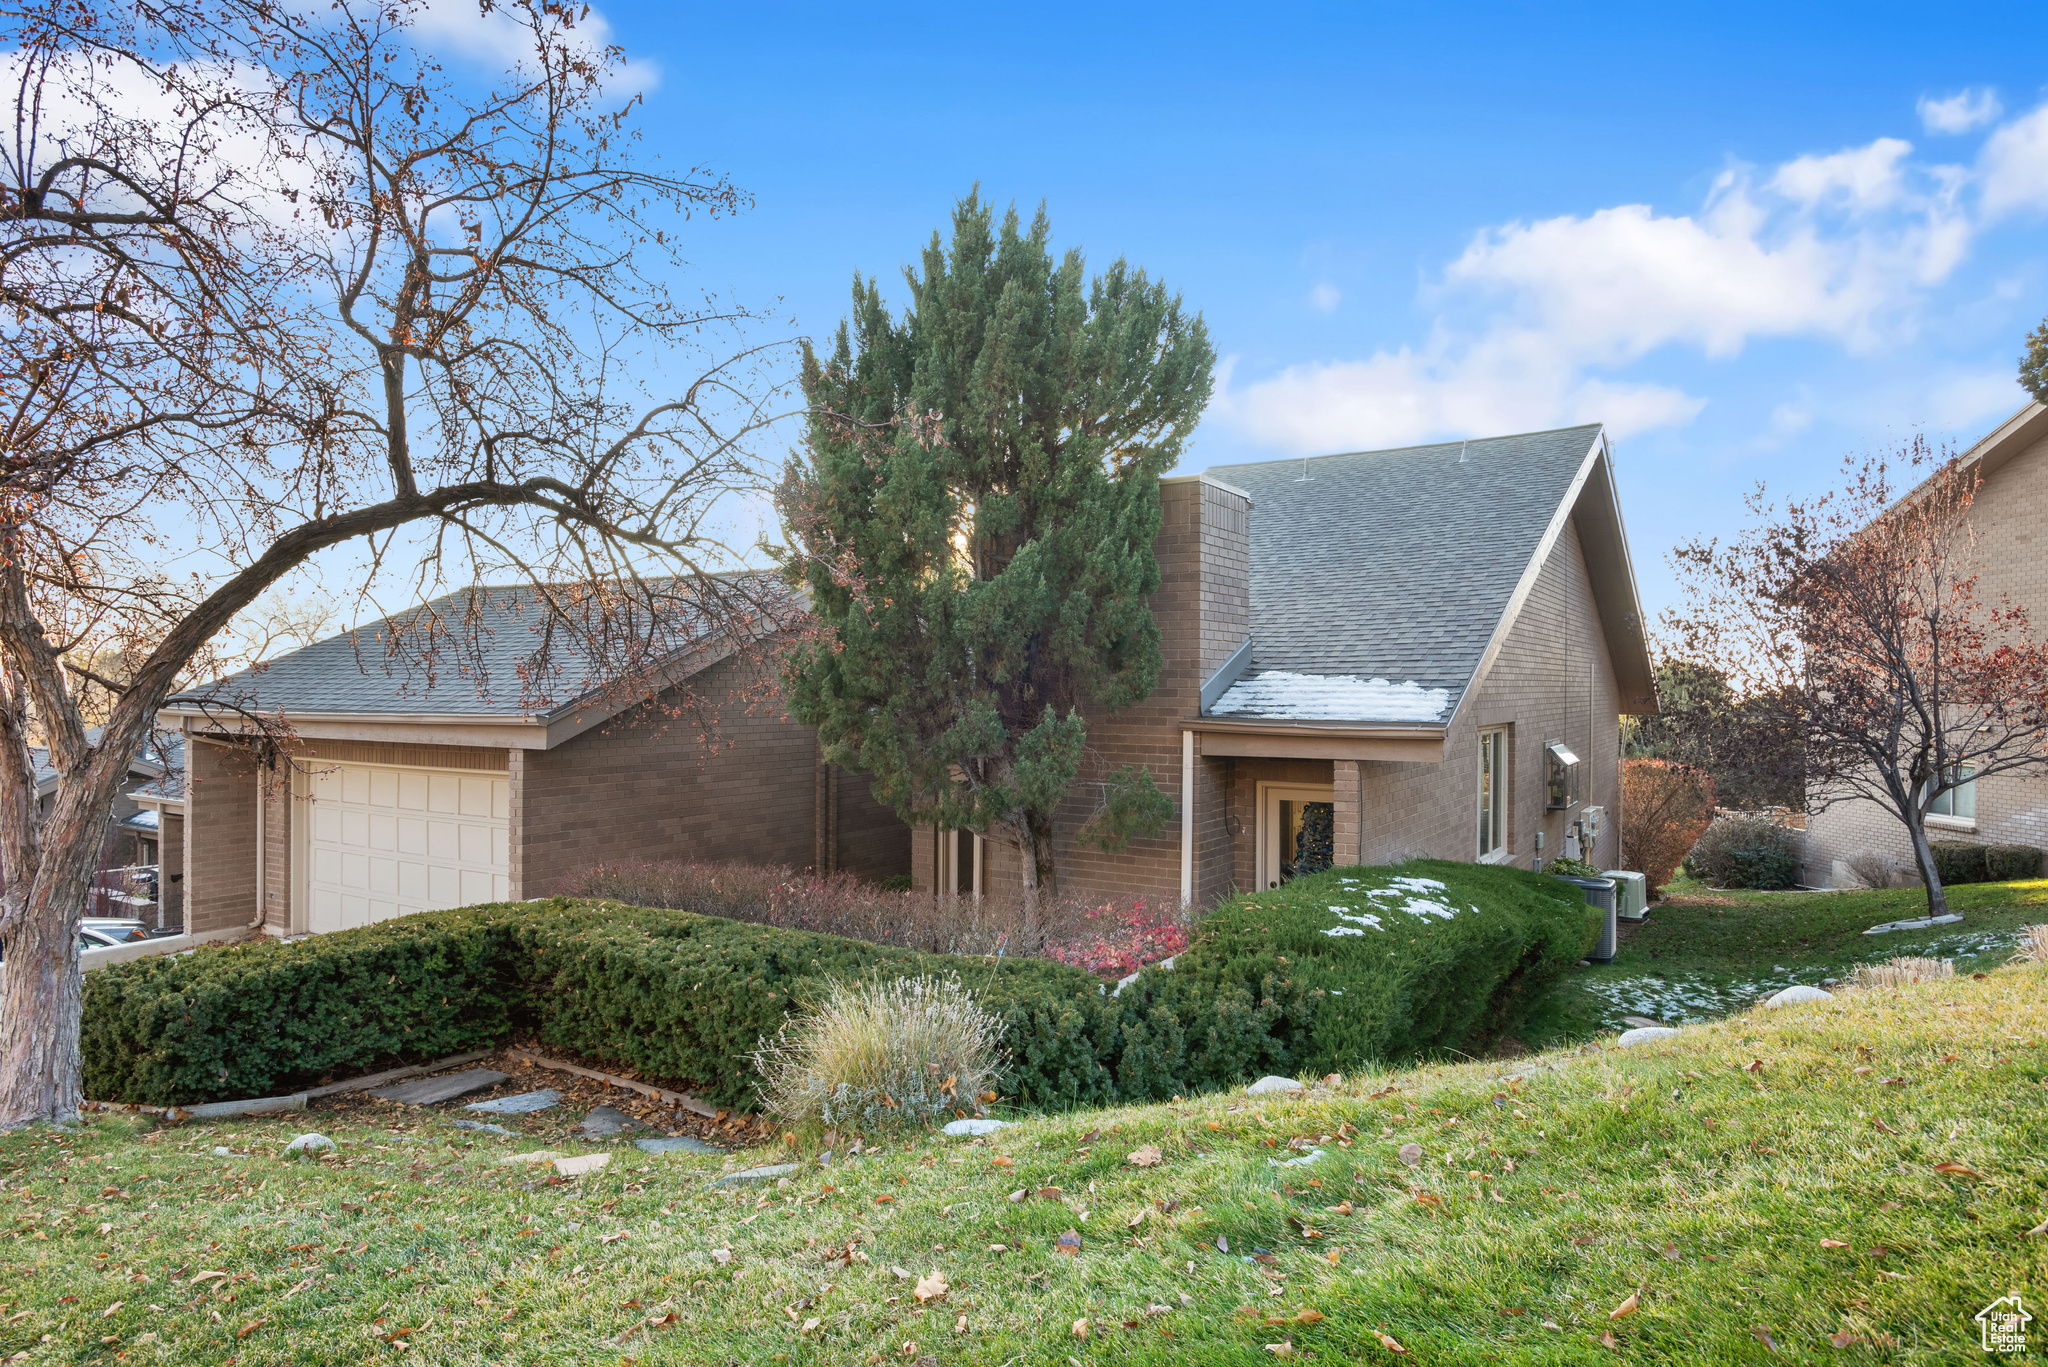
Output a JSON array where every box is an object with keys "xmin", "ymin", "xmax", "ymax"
[
  {"xmin": 1902, "ymin": 810, "xmax": 1951, "ymax": 919},
  {"xmin": 0, "ymin": 786, "xmax": 99, "ymax": 1127}
]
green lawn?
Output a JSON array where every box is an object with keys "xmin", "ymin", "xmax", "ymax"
[
  {"xmin": 1521, "ymin": 876, "xmax": 2048, "ymax": 1047},
  {"xmin": 5, "ymin": 963, "xmax": 2044, "ymax": 1364}
]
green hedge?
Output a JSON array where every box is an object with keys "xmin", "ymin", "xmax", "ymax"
[
  {"xmin": 83, "ymin": 864, "xmax": 1598, "ymax": 1107},
  {"xmin": 1928, "ymin": 841, "xmax": 2043, "ymax": 886},
  {"xmin": 1122, "ymin": 861, "xmax": 1599, "ymax": 1077}
]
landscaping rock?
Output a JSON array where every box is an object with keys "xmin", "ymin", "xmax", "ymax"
[
  {"xmin": 1245, "ymin": 1076, "xmax": 1303, "ymax": 1097},
  {"xmin": 465, "ymin": 1089, "xmax": 560, "ymax": 1115},
  {"xmin": 282, "ymin": 1133, "xmax": 334, "ymax": 1156},
  {"xmin": 710, "ymin": 1163, "xmax": 798, "ymax": 1188},
  {"xmin": 636, "ymin": 1135, "xmax": 724, "ymax": 1156},
  {"xmin": 941, "ymin": 1118, "xmax": 1010, "ymax": 1137},
  {"xmin": 576, "ymin": 1105, "xmax": 640, "ymax": 1138},
  {"xmin": 1862, "ymin": 914, "xmax": 1965, "ymax": 936},
  {"xmin": 1764, "ymin": 985, "xmax": 1834, "ymax": 1008},
  {"xmin": 551, "ymin": 1153, "xmax": 609, "ymax": 1177},
  {"xmin": 452, "ymin": 1120, "xmax": 513, "ymax": 1136},
  {"xmin": 1617, "ymin": 1026, "xmax": 1684, "ymax": 1048},
  {"xmin": 369, "ymin": 1069, "xmax": 510, "ymax": 1106}
]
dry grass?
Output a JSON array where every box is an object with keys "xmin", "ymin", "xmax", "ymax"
[
  {"xmin": 752, "ymin": 975, "xmax": 1004, "ymax": 1133},
  {"xmin": 1846, "ymin": 955, "xmax": 1954, "ymax": 991},
  {"xmin": 2012, "ymin": 923, "xmax": 2048, "ymax": 964}
]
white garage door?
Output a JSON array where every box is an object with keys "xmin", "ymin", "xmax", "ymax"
[{"xmin": 301, "ymin": 763, "xmax": 510, "ymax": 934}]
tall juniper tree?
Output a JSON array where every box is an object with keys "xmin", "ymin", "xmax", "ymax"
[{"xmin": 777, "ymin": 194, "xmax": 1213, "ymax": 905}]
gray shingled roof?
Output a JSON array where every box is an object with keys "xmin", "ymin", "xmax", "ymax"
[
  {"xmin": 32, "ymin": 730, "xmax": 181, "ymax": 795},
  {"xmin": 167, "ymin": 578, "xmax": 783, "ymax": 719},
  {"xmin": 1203, "ymin": 424, "xmax": 1602, "ymax": 725}
]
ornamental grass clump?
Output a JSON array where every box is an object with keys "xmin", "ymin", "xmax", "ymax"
[
  {"xmin": 1848, "ymin": 956, "xmax": 1954, "ymax": 991},
  {"xmin": 753, "ymin": 976, "xmax": 1004, "ymax": 1133}
]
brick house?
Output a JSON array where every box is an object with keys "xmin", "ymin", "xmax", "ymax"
[
  {"xmin": 1805, "ymin": 401, "xmax": 2048, "ymax": 886},
  {"xmin": 166, "ymin": 421, "xmax": 1655, "ymax": 940},
  {"xmin": 912, "ymin": 423, "xmax": 1659, "ymax": 905},
  {"xmin": 161, "ymin": 588, "xmax": 909, "ymax": 942}
]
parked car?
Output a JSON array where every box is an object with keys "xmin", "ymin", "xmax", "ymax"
[
  {"xmin": 0, "ymin": 926, "xmax": 132, "ymax": 964},
  {"xmin": 79, "ymin": 917, "xmax": 151, "ymax": 944}
]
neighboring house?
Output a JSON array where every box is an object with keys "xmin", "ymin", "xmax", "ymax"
[
  {"xmin": 162, "ymin": 586, "xmax": 910, "ymax": 942},
  {"xmin": 1805, "ymin": 401, "xmax": 2048, "ymax": 886},
  {"xmin": 24, "ymin": 728, "xmax": 182, "ymax": 873},
  {"xmin": 910, "ymin": 423, "xmax": 1659, "ymax": 905}
]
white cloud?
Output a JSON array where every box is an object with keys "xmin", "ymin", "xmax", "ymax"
[
  {"xmin": 1919, "ymin": 88, "xmax": 2002, "ymax": 135},
  {"xmin": 409, "ymin": 0, "xmax": 659, "ymax": 94},
  {"xmin": 1768, "ymin": 137, "xmax": 1913, "ymax": 210},
  {"xmin": 1979, "ymin": 103, "xmax": 2048, "ymax": 217},
  {"xmin": 1307, "ymin": 282, "xmax": 1341, "ymax": 314},
  {"xmin": 1214, "ymin": 132, "xmax": 1986, "ymax": 455},
  {"xmin": 1923, "ymin": 369, "xmax": 2027, "ymax": 429}
]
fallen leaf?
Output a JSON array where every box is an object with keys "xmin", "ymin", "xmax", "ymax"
[
  {"xmin": 710, "ymin": 1249, "xmax": 732, "ymax": 1266},
  {"xmin": 1609, "ymin": 1291, "xmax": 1639, "ymax": 1319},
  {"xmin": 1265, "ymin": 1341, "xmax": 1296, "ymax": 1358},
  {"xmin": 1541, "ymin": 1318, "xmax": 1562, "ymax": 1331},
  {"xmin": 1934, "ymin": 1162, "xmax": 1985, "ymax": 1180},
  {"xmin": 1871, "ymin": 1117, "xmax": 1897, "ymax": 1134},
  {"xmin": 2026, "ymin": 1217, "xmax": 2048, "ymax": 1237},
  {"xmin": 1830, "ymin": 1329, "xmax": 1862, "ymax": 1348},
  {"xmin": 913, "ymin": 1271, "xmax": 948, "ymax": 1303},
  {"xmin": 1055, "ymin": 1230, "xmax": 1082, "ymax": 1257},
  {"xmin": 1397, "ymin": 1143, "xmax": 1423, "ymax": 1166},
  {"xmin": 1745, "ymin": 1059, "xmax": 1765, "ymax": 1072},
  {"xmin": 1820, "ymin": 1238, "xmax": 1849, "ymax": 1249},
  {"xmin": 1661, "ymin": 1242, "xmax": 1681, "ymax": 1262},
  {"xmin": 1037, "ymin": 1186, "xmax": 1064, "ymax": 1200},
  {"xmin": 1216, "ymin": 1235, "xmax": 1229, "ymax": 1253},
  {"xmin": 1072, "ymin": 1317, "xmax": 1089, "ymax": 1339},
  {"xmin": 1006, "ymin": 1189, "xmax": 1026, "ymax": 1203},
  {"xmin": 1325, "ymin": 1201, "xmax": 1355, "ymax": 1215},
  {"xmin": 1127, "ymin": 1145, "xmax": 1163, "ymax": 1168},
  {"xmin": 100, "ymin": 1303, "xmax": 123, "ymax": 1319},
  {"xmin": 237, "ymin": 1319, "xmax": 267, "ymax": 1339},
  {"xmin": 1751, "ymin": 1325, "xmax": 1778, "ymax": 1352},
  {"xmin": 800, "ymin": 1318, "xmax": 821, "ymax": 1334},
  {"xmin": 991, "ymin": 1156, "xmax": 1014, "ymax": 1168},
  {"xmin": 1375, "ymin": 1330, "xmax": 1407, "ymax": 1353},
  {"xmin": 1598, "ymin": 1329, "xmax": 1619, "ymax": 1350},
  {"xmin": 1326, "ymin": 1249, "xmax": 1341, "ymax": 1265}
]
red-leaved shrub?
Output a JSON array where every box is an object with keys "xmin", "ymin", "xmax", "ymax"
[
  {"xmin": 1039, "ymin": 898, "xmax": 1191, "ymax": 977},
  {"xmin": 1621, "ymin": 758, "xmax": 1717, "ymax": 893}
]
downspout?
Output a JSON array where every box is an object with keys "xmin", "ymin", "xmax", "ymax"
[
  {"xmin": 252, "ymin": 757, "xmax": 266, "ymax": 930},
  {"xmin": 1180, "ymin": 730, "xmax": 1195, "ymax": 907}
]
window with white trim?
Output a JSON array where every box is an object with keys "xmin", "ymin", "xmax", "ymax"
[
  {"xmin": 1478, "ymin": 727, "xmax": 1507, "ymax": 858},
  {"xmin": 1928, "ymin": 765, "xmax": 1976, "ymax": 821}
]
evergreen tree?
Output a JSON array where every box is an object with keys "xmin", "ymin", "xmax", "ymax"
[{"xmin": 777, "ymin": 193, "xmax": 1214, "ymax": 903}]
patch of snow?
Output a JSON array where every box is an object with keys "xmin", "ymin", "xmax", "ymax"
[
  {"xmin": 1209, "ymin": 671, "xmax": 1452, "ymax": 724},
  {"xmin": 1324, "ymin": 926, "xmax": 1366, "ymax": 937},
  {"xmin": 1387, "ymin": 877, "xmax": 1448, "ymax": 894}
]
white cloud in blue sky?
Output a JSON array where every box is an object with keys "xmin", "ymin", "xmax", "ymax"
[
  {"xmin": 1919, "ymin": 88, "xmax": 2003, "ymax": 135},
  {"xmin": 1211, "ymin": 106, "xmax": 2040, "ymax": 456}
]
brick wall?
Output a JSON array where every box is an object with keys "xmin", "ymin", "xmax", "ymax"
[
  {"xmin": 513, "ymin": 653, "xmax": 909, "ymax": 897},
  {"xmin": 160, "ymin": 812, "xmax": 185, "ymax": 925},
  {"xmin": 1806, "ymin": 429, "xmax": 2048, "ymax": 885},
  {"xmin": 185, "ymin": 739, "xmax": 258, "ymax": 934}
]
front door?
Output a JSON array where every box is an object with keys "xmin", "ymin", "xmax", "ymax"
[{"xmin": 1256, "ymin": 782, "xmax": 1337, "ymax": 891}]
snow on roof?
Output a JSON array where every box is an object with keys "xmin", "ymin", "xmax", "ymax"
[
  {"xmin": 1207, "ymin": 670, "xmax": 1452, "ymax": 725},
  {"xmin": 119, "ymin": 808, "xmax": 159, "ymax": 832}
]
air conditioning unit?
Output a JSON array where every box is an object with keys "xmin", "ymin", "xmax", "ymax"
[{"xmin": 1605, "ymin": 869, "xmax": 1648, "ymax": 921}]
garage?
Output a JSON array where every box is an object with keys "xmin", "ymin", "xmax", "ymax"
[{"xmin": 297, "ymin": 762, "xmax": 509, "ymax": 934}]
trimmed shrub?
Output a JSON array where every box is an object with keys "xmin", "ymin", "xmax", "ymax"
[
  {"xmin": 1922, "ymin": 841, "xmax": 2043, "ymax": 886},
  {"xmin": 1987, "ymin": 845, "xmax": 2043, "ymax": 881},
  {"xmin": 1928, "ymin": 841, "xmax": 1989, "ymax": 886},
  {"xmin": 1121, "ymin": 861, "xmax": 1599, "ymax": 1074},
  {"xmin": 1620, "ymin": 758, "xmax": 1716, "ymax": 892},
  {"xmin": 83, "ymin": 864, "xmax": 1600, "ymax": 1107},
  {"xmin": 1685, "ymin": 815, "xmax": 1801, "ymax": 889}
]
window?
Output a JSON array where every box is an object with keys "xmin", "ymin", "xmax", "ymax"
[
  {"xmin": 1544, "ymin": 740, "xmax": 1582, "ymax": 810},
  {"xmin": 1478, "ymin": 728, "xmax": 1507, "ymax": 858},
  {"xmin": 1928, "ymin": 765, "xmax": 1976, "ymax": 822}
]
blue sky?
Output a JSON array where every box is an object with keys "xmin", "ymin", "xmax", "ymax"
[{"xmin": 421, "ymin": 1, "xmax": 2048, "ymax": 623}]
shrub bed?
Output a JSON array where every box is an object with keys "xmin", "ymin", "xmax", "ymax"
[
  {"xmin": 1928, "ymin": 841, "xmax": 2043, "ymax": 886},
  {"xmin": 1684, "ymin": 814, "xmax": 1802, "ymax": 889},
  {"xmin": 1122, "ymin": 861, "xmax": 1599, "ymax": 1077},
  {"xmin": 83, "ymin": 864, "xmax": 1598, "ymax": 1108}
]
